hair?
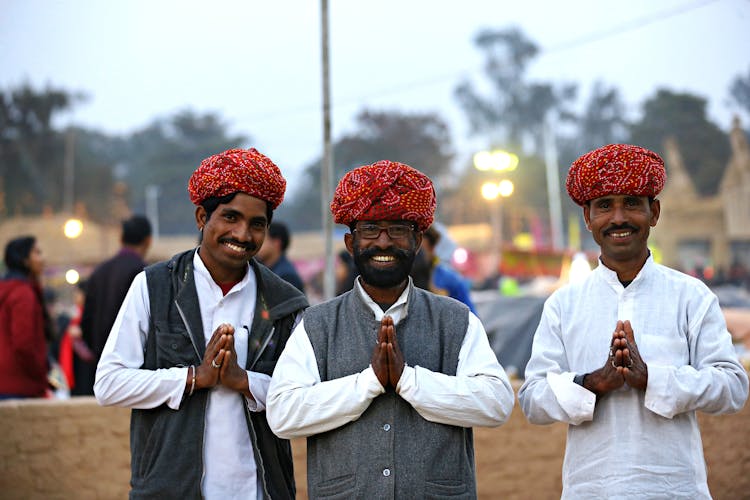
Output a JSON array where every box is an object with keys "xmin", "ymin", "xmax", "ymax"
[
  {"xmin": 423, "ymin": 225, "xmax": 442, "ymax": 247},
  {"xmin": 122, "ymin": 215, "xmax": 152, "ymax": 245},
  {"xmin": 268, "ymin": 222, "xmax": 291, "ymax": 252},
  {"xmin": 201, "ymin": 193, "xmax": 274, "ymax": 225},
  {"xmin": 4, "ymin": 235, "xmax": 55, "ymax": 340},
  {"xmin": 4, "ymin": 235, "xmax": 36, "ymax": 275}
]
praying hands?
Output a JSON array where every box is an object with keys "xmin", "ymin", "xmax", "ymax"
[
  {"xmin": 370, "ymin": 315, "xmax": 405, "ymax": 389},
  {"xmin": 581, "ymin": 320, "xmax": 648, "ymax": 395}
]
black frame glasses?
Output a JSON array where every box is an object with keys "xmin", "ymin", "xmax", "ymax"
[{"xmin": 353, "ymin": 223, "xmax": 416, "ymax": 239}]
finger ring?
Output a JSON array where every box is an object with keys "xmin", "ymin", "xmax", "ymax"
[{"xmin": 211, "ymin": 359, "xmax": 222, "ymax": 369}]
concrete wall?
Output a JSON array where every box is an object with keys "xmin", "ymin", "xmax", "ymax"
[{"xmin": 2, "ymin": 392, "xmax": 748, "ymax": 500}]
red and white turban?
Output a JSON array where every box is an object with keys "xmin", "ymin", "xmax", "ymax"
[
  {"xmin": 330, "ymin": 160, "xmax": 436, "ymax": 231},
  {"xmin": 188, "ymin": 148, "xmax": 286, "ymax": 209},
  {"xmin": 566, "ymin": 144, "xmax": 666, "ymax": 206}
]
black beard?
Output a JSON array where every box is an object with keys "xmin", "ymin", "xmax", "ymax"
[{"xmin": 353, "ymin": 244, "xmax": 416, "ymax": 289}]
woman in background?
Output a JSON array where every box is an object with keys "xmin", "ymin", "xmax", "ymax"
[{"xmin": 0, "ymin": 236, "xmax": 51, "ymax": 399}]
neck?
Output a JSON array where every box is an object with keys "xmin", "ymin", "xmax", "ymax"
[
  {"xmin": 197, "ymin": 248, "xmax": 248, "ymax": 284},
  {"xmin": 601, "ymin": 251, "xmax": 649, "ymax": 282},
  {"xmin": 360, "ymin": 278, "xmax": 408, "ymax": 309}
]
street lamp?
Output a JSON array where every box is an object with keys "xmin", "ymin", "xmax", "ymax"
[
  {"xmin": 63, "ymin": 218, "xmax": 83, "ymax": 239},
  {"xmin": 480, "ymin": 179, "xmax": 513, "ymax": 278}
]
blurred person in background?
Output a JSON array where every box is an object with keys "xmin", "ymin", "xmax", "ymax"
[
  {"xmin": 416, "ymin": 225, "xmax": 477, "ymax": 314},
  {"xmin": 76, "ymin": 214, "xmax": 152, "ymax": 395},
  {"xmin": 57, "ymin": 280, "xmax": 95, "ymax": 393},
  {"xmin": 256, "ymin": 221, "xmax": 305, "ymax": 293},
  {"xmin": 519, "ymin": 144, "xmax": 749, "ymax": 499},
  {"xmin": 267, "ymin": 160, "xmax": 513, "ymax": 498},
  {"xmin": 95, "ymin": 148, "xmax": 308, "ymax": 499},
  {"xmin": 335, "ymin": 249, "xmax": 358, "ymax": 296},
  {"xmin": 0, "ymin": 236, "xmax": 52, "ymax": 399}
]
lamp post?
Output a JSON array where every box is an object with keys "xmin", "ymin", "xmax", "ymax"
[
  {"xmin": 480, "ymin": 179, "xmax": 513, "ymax": 278},
  {"xmin": 474, "ymin": 149, "xmax": 518, "ymax": 278},
  {"xmin": 63, "ymin": 218, "xmax": 84, "ymax": 284}
]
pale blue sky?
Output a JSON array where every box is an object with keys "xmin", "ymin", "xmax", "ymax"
[{"xmin": 2, "ymin": 0, "xmax": 749, "ymax": 192}]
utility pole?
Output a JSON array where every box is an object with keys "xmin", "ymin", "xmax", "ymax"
[
  {"xmin": 543, "ymin": 117, "xmax": 564, "ymax": 251},
  {"xmin": 320, "ymin": 0, "xmax": 335, "ymax": 300},
  {"xmin": 63, "ymin": 127, "xmax": 75, "ymax": 213}
]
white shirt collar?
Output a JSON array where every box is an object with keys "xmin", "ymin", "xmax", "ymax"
[
  {"xmin": 193, "ymin": 248, "xmax": 254, "ymax": 294},
  {"xmin": 353, "ymin": 275, "xmax": 412, "ymax": 323}
]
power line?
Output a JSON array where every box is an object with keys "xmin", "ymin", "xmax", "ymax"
[{"xmin": 237, "ymin": 0, "xmax": 725, "ymax": 122}]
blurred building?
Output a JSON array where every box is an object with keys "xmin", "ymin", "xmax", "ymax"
[{"xmin": 653, "ymin": 117, "xmax": 750, "ymax": 276}]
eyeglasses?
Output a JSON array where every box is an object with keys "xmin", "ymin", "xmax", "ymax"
[{"xmin": 353, "ymin": 223, "xmax": 416, "ymax": 240}]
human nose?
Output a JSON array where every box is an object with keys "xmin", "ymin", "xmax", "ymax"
[
  {"xmin": 373, "ymin": 227, "xmax": 394, "ymax": 245},
  {"xmin": 611, "ymin": 203, "xmax": 627, "ymax": 224}
]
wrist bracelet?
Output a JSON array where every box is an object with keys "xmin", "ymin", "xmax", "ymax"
[
  {"xmin": 573, "ymin": 373, "xmax": 586, "ymax": 387},
  {"xmin": 189, "ymin": 365, "xmax": 196, "ymax": 397}
]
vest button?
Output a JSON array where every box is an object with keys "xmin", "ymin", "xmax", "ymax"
[
  {"xmin": 382, "ymin": 468, "xmax": 391, "ymax": 477},
  {"xmin": 171, "ymin": 343, "xmax": 178, "ymax": 349},
  {"xmin": 383, "ymin": 423, "xmax": 391, "ymax": 431}
]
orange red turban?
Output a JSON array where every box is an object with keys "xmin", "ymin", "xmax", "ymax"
[
  {"xmin": 188, "ymin": 148, "xmax": 286, "ymax": 209},
  {"xmin": 566, "ymin": 144, "xmax": 666, "ymax": 206},
  {"xmin": 331, "ymin": 160, "xmax": 436, "ymax": 231}
]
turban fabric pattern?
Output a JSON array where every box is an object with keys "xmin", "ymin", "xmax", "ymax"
[
  {"xmin": 188, "ymin": 148, "xmax": 286, "ymax": 209},
  {"xmin": 331, "ymin": 160, "xmax": 436, "ymax": 231},
  {"xmin": 566, "ymin": 144, "xmax": 666, "ymax": 206}
]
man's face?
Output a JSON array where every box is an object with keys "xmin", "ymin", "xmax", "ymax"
[
  {"xmin": 345, "ymin": 220, "xmax": 422, "ymax": 289},
  {"xmin": 583, "ymin": 194, "xmax": 660, "ymax": 267},
  {"xmin": 195, "ymin": 193, "xmax": 268, "ymax": 278}
]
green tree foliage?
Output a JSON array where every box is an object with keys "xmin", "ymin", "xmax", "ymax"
[
  {"xmin": 454, "ymin": 27, "xmax": 576, "ymax": 153},
  {"xmin": 0, "ymin": 83, "xmax": 86, "ymax": 215},
  {"xmin": 629, "ymin": 89, "xmax": 730, "ymax": 196},
  {"xmin": 277, "ymin": 109, "xmax": 454, "ymax": 230},
  {"xmin": 729, "ymin": 65, "xmax": 750, "ymax": 119},
  {"xmin": 121, "ymin": 110, "xmax": 246, "ymax": 234}
]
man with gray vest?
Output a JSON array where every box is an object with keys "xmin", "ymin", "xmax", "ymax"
[
  {"xmin": 95, "ymin": 148, "xmax": 308, "ymax": 499},
  {"xmin": 267, "ymin": 160, "xmax": 514, "ymax": 499}
]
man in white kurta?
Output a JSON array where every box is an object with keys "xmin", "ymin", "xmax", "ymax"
[
  {"xmin": 267, "ymin": 160, "xmax": 514, "ymax": 498},
  {"xmin": 267, "ymin": 276, "xmax": 513, "ymax": 437},
  {"xmin": 518, "ymin": 144, "xmax": 748, "ymax": 499}
]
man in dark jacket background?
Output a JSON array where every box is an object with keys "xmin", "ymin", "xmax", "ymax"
[{"xmin": 75, "ymin": 214, "xmax": 152, "ymax": 395}]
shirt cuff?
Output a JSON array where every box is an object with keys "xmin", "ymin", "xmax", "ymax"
[
  {"xmin": 547, "ymin": 371, "xmax": 596, "ymax": 425},
  {"xmin": 363, "ymin": 365, "xmax": 388, "ymax": 396},
  {"xmin": 245, "ymin": 371, "xmax": 271, "ymax": 412},
  {"xmin": 643, "ymin": 363, "xmax": 674, "ymax": 418},
  {"xmin": 395, "ymin": 365, "xmax": 415, "ymax": 395}
]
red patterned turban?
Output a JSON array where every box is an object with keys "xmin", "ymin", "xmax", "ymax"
[
  {"xmin": 566, "ymin": 144, "xmax": 666, "ymax": 206},
  {"xmin": 331, "ymin": 160, "xmax": 436, "ymax": 231},
  {"xmin": 188, "ymin": 148, "xmax": 286, "ymax": 209}
]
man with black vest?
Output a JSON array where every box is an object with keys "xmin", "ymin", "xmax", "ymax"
[
  {"xmin": 267, "ymin": 160, "xmax": 514, "ymax": 499},
  {"xmin": 95, "ymin": 148, "xmax": 308, "ymax": 499}
]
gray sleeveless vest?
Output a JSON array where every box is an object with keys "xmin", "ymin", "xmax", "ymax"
[{"xmin": 303, "ymin": 285, "xmax": 476, "ymax": 499}]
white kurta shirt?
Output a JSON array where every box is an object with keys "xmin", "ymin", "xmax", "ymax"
[
  {"xmin": 95, "ymin": 251, "xmax": 271, "ymax": 500},
  {"xmin": 266, "ymin": 277, "xmax": 514, "ymax": 439},
  {"xmin": 518, "ymin": 256, "xmax": 748, "ymax": 500}
]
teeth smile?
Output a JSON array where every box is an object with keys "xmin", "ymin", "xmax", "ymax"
[
  {"xmin": 610, "ymin": 231, "xmax": 631, "ymax": 238},
  {"xmin": 372, "ymin": 255, "xmax": 395, "ymax": 262},
  {"xmin": 224, "ymin": 242, "xmax": 246, "ymax": 252}
]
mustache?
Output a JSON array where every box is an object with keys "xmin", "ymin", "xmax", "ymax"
[
  {"xmin": 219, "ymin": 238, "xmax": 257, "ymax": 252},
  {"xmin": 603, "ymin": 223, "xmax": 638, "ymax": 235},
  {"xmin": 358, "ymin": 246, "xmax": 411, "ymax": 260}
]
